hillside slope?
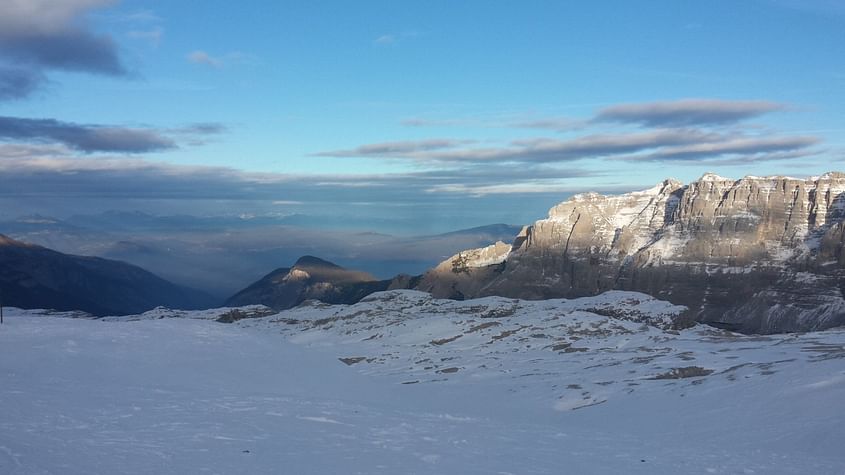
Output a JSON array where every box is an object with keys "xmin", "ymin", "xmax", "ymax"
[{"xmin": 0, "ymin": 234, "xmax": 215, "ymax": 315}]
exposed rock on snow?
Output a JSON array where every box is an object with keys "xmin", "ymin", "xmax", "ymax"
[{"xmin": 5, "ymin": 291, "xmax": 845, "ymax": 473}]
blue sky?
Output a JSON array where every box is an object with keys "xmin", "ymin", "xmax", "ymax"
[{"xmin": 1, "ymin": 0, "xmax": 844, "ymax": 232}]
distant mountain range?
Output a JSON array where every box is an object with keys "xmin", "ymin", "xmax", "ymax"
[
  {"xmin": 0, "ymin": 234, "xmax": 215, "ymax": 316},
  {"xmin": 0, "ymin": 214, "xmax": 520, "ymax": 298}
]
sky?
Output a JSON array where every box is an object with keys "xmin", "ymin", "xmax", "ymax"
[{"xmin": 0, "ymin": 0, "xmax": 844, "ymax": 233}]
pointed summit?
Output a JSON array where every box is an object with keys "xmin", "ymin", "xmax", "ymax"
[
  {"xmin": 226, "ymin": 255, "xmax": 385, "ymax": 310},
  {"xmin": 293, "ymin": 255, "xmax": 342, "ymax": 269}
]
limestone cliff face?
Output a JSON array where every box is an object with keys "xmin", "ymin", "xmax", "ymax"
[
  {"xmin": 417, "ymin": 173, "xmax": 845, "ymax": 333},
  {"xmin": 415, "ymin": 241, "xmax": 511, "ymax": 299}
]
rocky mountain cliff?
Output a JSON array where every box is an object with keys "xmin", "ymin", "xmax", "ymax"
[
  {"xmin": 416, "ymin": 172, "xmax": 845, "ymax": 333},
  {"xmin": 0, "ymin": 234, "xmax": 215, "ymax": 315}
]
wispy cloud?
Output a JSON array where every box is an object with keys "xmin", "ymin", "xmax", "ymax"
[
  {"xmin": 187, "ymin": 50, "xmax": 223, "ymax": 68},
  {"xmin": 400, "ymin": 118, "xmax": 475, "ymax": 127},
  {"xmin": 624, "ymin": 135, "xmax": 820, "ymax": 161},
  {"xmin": 169, "ymin": 123, "xmax": 228, "ymax": 135},
  {"xmin": 128, "ymin": 27, "xmax": 164, "ymax": 47},
  {"xmin": 375, "ymin": 34, "xmax": 397, "ymax": 45},
  {"xmin": 510, "ymin": 117, "xmax": 587, "ymax": 132},
  {"xmin": 331, "ymin": 99, "xmax": 817, "ymax": 165},
  {"xmin": 595, "ymin": 99, "xmax": 786, "ymax": 127},
  {"xmin": 167, "ymin": 123, "xmax": 229, "ymax": 146},
  {"xmin": 187, "ymin": 50, "xmax": 254, "ymax": 68},
  {"xmin": 424, "ymin": 182, "xmax": 631, "ymax": 197},
  {"xmin": 402, "ymin": 99, "xmax": 782, "ymax": 132},
  {"xmin": 374, "ymin": 31, "xmax": 420, "ymax": 46},
  {"xmin": 314, "ymin": 139, "xmax": 474, "ymax": 158},
  {"xmin": 401, "ymin": 116, "xmax": 587, "ymax": 132},
  {"xmin": 120, "ymin": 9, "xmax": 163, "ymax": 23}
]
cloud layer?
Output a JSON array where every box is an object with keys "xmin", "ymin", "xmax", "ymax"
[
  {"xmin": 315, "ymin": 99, "xmax": 821, "ymax": 167},
  {"xmin": 0, "ymin": 96, "xmax": 828, "ymax": 225},
  {"xmin": 0, "ymin": 143, "xmax": 598, "ymax": 201}
]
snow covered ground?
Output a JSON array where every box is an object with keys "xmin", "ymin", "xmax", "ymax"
[{"xmin": 2, "ymin": 290, "xmax": 845, "ymax": 474}]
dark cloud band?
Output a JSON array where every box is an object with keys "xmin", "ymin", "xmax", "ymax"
[
  {"xmin": 0, "ymin": 117, "xmax": 227, "ymax": 154},
  {"xmin": 0, "ymin": 117, "xmax": 174, "ymax": 153},
  {"xmin": 0, "ymin": 30, "xmax": 125, "ymax": 76},
  {"xmin": 595, "ymin": 99, "xmax": 786, "ymax": 127}
]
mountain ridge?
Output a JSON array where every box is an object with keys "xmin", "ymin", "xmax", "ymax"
[
  {"xmin": 224, "ymin": 256, "xmax": 411, "ymax": 310},
  {"xmin": 0, "ymin": 234, "xmax": 216, "ymax": 315},
  {"xmin": 416, "ymin": 172, "xmax": 845, "ymax": 333}
]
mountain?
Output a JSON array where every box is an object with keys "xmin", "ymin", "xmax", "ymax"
[
  {"xmin": 0, "ymin": 234, "xmax": 216, "ymax": 315},
  {"xmin": 416, "ymin": 172, "xmax": 845, "ymax": 334},
  {"xmin": 2, "ymin": 216, "xmax": 522, "ymax": 298},
  {"xmin": 224, "ymin": 255, "xmax": 416, "ymax": 310}
]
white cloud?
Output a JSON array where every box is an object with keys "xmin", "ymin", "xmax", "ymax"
[
  {"xmin": 187, "ymin": 50, "xmax": 223, "ymax": 68},
  {"xmin": 187, "ymin": 50, "xmax": 254, "ymax": 68},
  {"xmin": 128, "ymin": 27, "xmax": 163, "ymax": 46},
  {"xmin": 375, "ymin": 34, "xmax": 396, "ymax": 45}
]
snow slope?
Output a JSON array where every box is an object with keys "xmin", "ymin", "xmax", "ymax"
[{"xmin": 2, "ymin": 290, "xmax": 845, "ymax": 474}]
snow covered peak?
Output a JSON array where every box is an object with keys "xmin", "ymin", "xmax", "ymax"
[
  {"xmin": 634, "ymin": 178, "xmax": 683, "ymax": 197},
  {"xmin": 569, "ymin": 191, "xmax": 603, "ymax": 202},
  {"xmin": 696, "ymin": 172, "xmax": 733, "ymax": 182},
  {"xmin": 445, "ymin": 241, "xmax": 512, "ymax": 271},
  {"xmin": 816, "ymin": 171, "xmax": 845, "ymax": 181},
  {"xmin": 564, "ymin": 180, "xmax": 679, "ymax": 206}
]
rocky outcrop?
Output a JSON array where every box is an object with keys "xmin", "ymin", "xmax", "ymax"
[
  {"xmin": 417, "ymin": 173, "xmax": 845, "ymax": 333},
  {"xmin": 415, "ymin": 241, "xmax": 511, "ymax": 299}
]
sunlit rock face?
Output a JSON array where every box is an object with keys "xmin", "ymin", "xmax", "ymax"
[{"xmin": 417, "ymin": 172, "xmax": 845, "ymax": 334}]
